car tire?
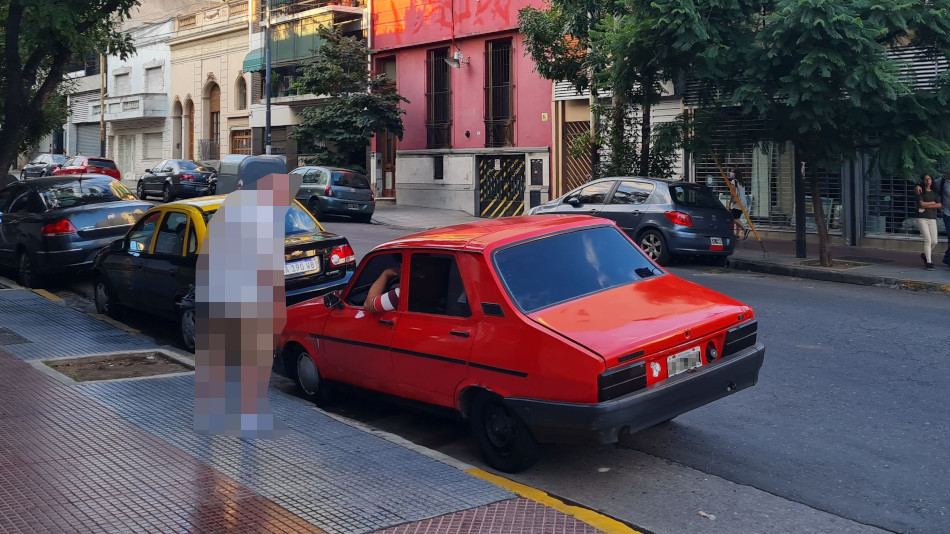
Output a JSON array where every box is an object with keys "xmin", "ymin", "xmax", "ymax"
[
  {"xmin": 307, "ymin": 198, "xmax": 323, "ymax": 220},
  {"xmin": 179, "ymin": 307, "xmax": 195, "ymax": 352},
  {"xmin": 355, "ymin": 213, "xmax": 372, "ymax": 224},
  {"xmin": 162, "ymin": 184, "xmax": 174, "ymax": 203},
  {"xmin": 137, "ymin": 181, "xmax": 148, "ymax": 200},
  {"xmin": 470, "ymin": 392, "xmax": 538, "ymax": 473},
  {"xmin": 293, "ymin": 348, "xmax": 331, "ymax": 404},
  {"xmin": 93, "ymin": 276, "xmax": 123, "ymax": 320},
  {"xmin": 16, "ymin": 251, "xmax": 43, "ymax": 289},
  {"xmin": 639, "ymin": 229, "xmax": 671, "ymax": 266}
]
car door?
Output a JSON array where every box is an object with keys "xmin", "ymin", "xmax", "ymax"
[
  {"xmin": 141, "ymin": 160, "xmax": 164, "ymax": 192},
  {"xmin": 321, "ymin": 251, "xmax": 401, "ymax": 393},
  {"xmin": 557, "ymin": 181, "xmax": 613, "ymax": 216},
  {"xmin": 390, "ymin": 251, "xmax": 476, "ymax": 407},
  {"xmin": 140, "ymin": 210, "xmax": 192, "ymax": 316},
  {"xmin": 597, "ymin": 180, "xmax": 656, "ymax": 237},
  {"xmin": 294, "ymin": 168, "xmax": 318, "ymax": 204},
  {"xmin": 114, "ymin": 210, "xmax": 162, "ymax": 310},
  {"xmin": 0, "ymin": 186, "xmax": 19, "ymax": 263},
  {"xmin": 0, "ymin": 185, "xmax": 32, "ymax": 263}
]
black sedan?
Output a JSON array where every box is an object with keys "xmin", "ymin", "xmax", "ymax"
[
  {"xmin": 136, "ymin": 159, "xmax": 216, "ymax": 202},
  {"xmin": 0, "ymin": 176, "xmax": 152, "ymax": 288},
  {"xmin": 529, "ymin": 177, "xmax": 736, "ymax": 266},
  {"xmin": 91, "ymin": 195, "xmax": 356, "ymax": 351},
  {"xmin": 20, "ymin": 154, "xmax": 68, "ymax": 180}
]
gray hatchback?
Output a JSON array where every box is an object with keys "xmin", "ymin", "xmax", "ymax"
[
  {"xmin": 290, "ymin": 166, "xmax": 374, "ymax": 223},
  {"xmin": 528, "ymin": 177, "xmax": 735, "ymax": 266}
]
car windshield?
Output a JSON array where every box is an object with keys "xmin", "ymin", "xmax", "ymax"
[
  {"xmin": 493, "ymin": 226, "xmax": 662, "ymax": 314},
  {"xmin": 200, "ymin": 203, "xmax": 320, "ymax": 235},
  {"xmin": 330, "ymin": 171, "xmax": 370, "ymax": 189},
  {"xmin": 87, "ymin": 158, "xmax": 117, "ymax": 170},
  {"xmin": 668, "ymin": 183, "xmax": 724, "ymax": 210},
  {"xmin": 50, "ymin": 155, "xmax": 67, "ymax": 165},
  {"xmin": 37, "ymin": 179, "xmax": 136, "ymax": 209}
]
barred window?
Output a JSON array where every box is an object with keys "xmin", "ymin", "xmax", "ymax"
[
  {"xmin": 485, "ymin": 39, "xmax": 513, "ymax": 148},
  {"xmin": 426, "ymin": 48, "xmax": 452, "ymax": 149}
]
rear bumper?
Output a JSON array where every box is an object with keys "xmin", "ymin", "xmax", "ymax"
[
  {"xmin": 172, "ymin": 182, "xmax": 215, "ymax": 198},
  {"xmin": 666, "ymin": 229, "xmax": 736, "ymax": 256},
  {"xmin": 505, "ymin": 342, "xmax": 765, "ymax": 444},
  {"xmin": 320, "ymin": 197, "xmax": 375, "ymax": 216}
]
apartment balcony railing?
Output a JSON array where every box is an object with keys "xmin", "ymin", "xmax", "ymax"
[
  {"xmin": 264, "ymin": 0, "xmax": 365, "ymax": 20},
  {"xmin": 198, "ymin": 139, "xmax": 221, "ymax": 161}
]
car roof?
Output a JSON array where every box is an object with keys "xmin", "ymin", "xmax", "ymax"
[
  {"xmin": 375, "ymin": 215, "xmax": 610, "ymax": 253},
  {"xmin": 20, "ymin": 175, "xmax": 118, "ymax": 186},
  {"xmin": 163, "ymin": 194, "xmax": 226, "ymax": 212}
]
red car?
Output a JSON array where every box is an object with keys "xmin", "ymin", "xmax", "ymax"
[
  {"xmin": 54, "ymin": 156, "xmax": 121, "ymax": 181},
  {"xmin": 276, "ymin": 215, "xmax": 765, "ymax": 472}
]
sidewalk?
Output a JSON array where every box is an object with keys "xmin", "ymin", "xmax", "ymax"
[
  {"xmin": 370, "ymin": 204, "xmax": 950, "ymax": 296},
  {"xmin": 0, "ymin": 289, "xmax": 622, "ymax": 533}
]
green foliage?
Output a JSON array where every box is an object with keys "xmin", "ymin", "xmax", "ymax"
[
  {"xmin": 291, "ymin": 26, "xmax": 408, "ymax": 169},
  {"xmin": 0, "ymin": 0, "xmax": 138, "ymax": 170}
]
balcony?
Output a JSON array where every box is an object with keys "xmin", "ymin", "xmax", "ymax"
[
  {"xmin": 265, "ymin": 0, "xmax": 365, "ymax": 23},
  {"xmin": 198, "ymin": 139, "xmax": 221, "ymax": 161},
  {"xmin": 92, "ymin": 94, "xmax": 168, "ymax": 122}
]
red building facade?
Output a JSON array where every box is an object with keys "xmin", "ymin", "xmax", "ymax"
[{"xmin": 371, "ymin": 0, "xmax": 552, "ymax": 216}]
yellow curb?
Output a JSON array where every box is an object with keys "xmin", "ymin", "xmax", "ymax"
[
  {"xmin": 89, "ymin": 313, "xmax": 140, "ymax": 335},
  {"xmin": 32, "ymin": 289, "xmax": 62, "ymax": 302},
  {"xmin": 465, "ymin": 468, "xmax": 641, "ymax": 534}
]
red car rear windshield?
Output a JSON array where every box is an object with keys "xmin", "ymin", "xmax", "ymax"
[
  {"xmin": 493, "ymin": 226, "xmax": 662, "ymax": 313},
  {"xmin": 87, "ymin": 158, "xmax": 117, "ymax": 170}
]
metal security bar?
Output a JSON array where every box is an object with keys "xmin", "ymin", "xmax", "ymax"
[
  {"xmin": 865, "ymin": 175, "xmax": 928, "ymax": 235},
  {"xmin": 485, "ymin": 39, "xmax": 514, "ymax": 148},
  {"xmin": 426, "ymin": 48, "xmax": 452, "ymax": 149}
]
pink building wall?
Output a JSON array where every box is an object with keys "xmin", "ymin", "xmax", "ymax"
[{"xmin": 374, "ymin": 0, "xmax": 539, "ymax": 50}]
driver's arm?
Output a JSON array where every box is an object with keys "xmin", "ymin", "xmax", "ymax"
[{"xmin": 364, "ymin": 267, "xmax": 399, "ymax": 313}]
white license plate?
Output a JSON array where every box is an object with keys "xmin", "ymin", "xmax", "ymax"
[
  {"xmin": 710, "ymin": 237, "xmax": 723, "ymax": 246},
  {"xmin": 347, "ymin": 203, "xmax": 359, "ymax": 211},
  {"xmin": 284, "ymin": 257, "xmax": 319, "ymax": 276},
  {"xmin": 667, "ymin": 346, "xmax": 702, "ymax": 378}
]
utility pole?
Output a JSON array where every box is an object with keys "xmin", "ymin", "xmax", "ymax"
[
  {"xmin": 264, "ymin": 0, "xmax": 272, "ymax": 155},
  {"xmin": 99, "ymin": 54, "xmax": 106, "ymax": 158}
]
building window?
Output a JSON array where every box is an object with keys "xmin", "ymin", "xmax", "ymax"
[
  {"xmin": 114, "ymin": 73, "xmax": 131, "ymax": 96},
  {"xmin": 144, "ymin": 133, "xmax": 163, "ymax": 159},
  {"xmin": 433, "ymin": 155, "xmax": 444, "ymax": 180},
  {"xmin": 235, "ymin": 76, "xmax": 248, "ymax": 110},
  {"xmin": 426, "ymin": 48, "xmax": 451, "ymax": 149},
  {"xmin": 485, "ymin": 38, "xmax": 514, "ymax": 148},
  {"xmin": 144, "ymin": 67, "xmax": 163, "ymax": 92}
]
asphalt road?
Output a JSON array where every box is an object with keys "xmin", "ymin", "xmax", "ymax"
[{"xmin": 13, "ymin": 216, "xmax": 949, "ymax": 534}]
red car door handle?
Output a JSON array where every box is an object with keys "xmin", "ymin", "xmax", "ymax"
[
  {"xmin": 378, "ymin": 319, "xmax": 394, "ymax": 326},
  {"xmin": 450, "ymin": 330, "xmax": 470, "ymax": 338}
]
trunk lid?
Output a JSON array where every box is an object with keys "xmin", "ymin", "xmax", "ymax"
[
  {"xmin": 63, "ymin": 201, "xmax": 151, "ymax": 240},
  {"xmin": 330, "ymin": 185, "xmax": 373, "ymax": 202},
  {"xmin": 283, "ymin": 231, "xmax": 351, "ymax": 289},
  {"xmin": 685, "ymin": 206, "xmax": 734, "ymax": 234},
  {"xmin": 528, "ymin": 275, "xmax": 750, "ymax": 367}
]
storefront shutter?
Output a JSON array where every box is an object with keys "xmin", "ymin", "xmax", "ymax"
[{"xmin": 75, "ymin": 124, "xmax": 101, "ymax": 156}]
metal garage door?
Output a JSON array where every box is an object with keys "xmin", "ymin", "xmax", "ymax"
[{"xmin": 76, "ymin": 124, "xmax": 101, "ymax": 156}]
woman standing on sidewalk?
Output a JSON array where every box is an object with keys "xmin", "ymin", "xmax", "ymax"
[
  {"xmin": 729, "ymin": 169, "xmax": 750, "ymax": 240},
  {"xmin": 917, "ymin": 174, "xmax": 943, "ymax": 271}
]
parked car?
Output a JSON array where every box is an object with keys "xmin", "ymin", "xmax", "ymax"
[
  {"xmin": 53, "ymin": 156, "xmax": 122, "ymax": 181},
  {"xmin": 0, "ymin": 176, "xmax": 151, "ymax": 288},
  {"xmin": 275, "ymin": 215, "xmax": 765, "ymax": 472},
  {"xmin": 92, "ymin": 195, "xmax": 357, "ymax": 351},
  {"xmin": 20, "ymin": 154, "xmax": 69, "ymax": 180},
  {"xmin": 137, "ymin": 159, "xmax": 217, "ymax": 203},
  {"xmin": 528, "ymin": 177, "xmax": 736, "ymax": 266},
  {"xmin": 290, "ymin": 166, "xmax": 374, "ymax": 222}
]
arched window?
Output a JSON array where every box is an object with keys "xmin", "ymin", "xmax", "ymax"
[{"xmin": 235, "ymin": 76, "xmax": 247, "ymax": 110}]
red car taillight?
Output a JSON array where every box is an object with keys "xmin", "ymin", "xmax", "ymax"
[
  {"xmin": 329, "ymin": 244, "xmax": 355, "ymax": 266},
  {"xmin": 324, "ymin": 185, "xmax": 334, "ymax": 197},
  {"xmin": 181, "ymin": 173, "xmax": 194, "ymax": 181},
  {"xmin": 664, "ymin": 211, "xmax": 693, "ymax": 227},
  {"xmin": 41, "ymin": 219, "xmax": 78, "ymax": 236}
]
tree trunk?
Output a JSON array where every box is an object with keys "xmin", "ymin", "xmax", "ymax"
[
  {"xmin": 809, "ymin": 167, "xmax": 833, "ymax": 267},
  {"xmin": 0, "ymin": 128, "xmax": 24, "ymax": 178},
  {"xmin": 639, "ymin": 101, "xmax": 651, "ymax": 176}
]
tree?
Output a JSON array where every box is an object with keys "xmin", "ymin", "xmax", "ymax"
[
  {"xmin": 291, "ymin": 26, "xmax": 408, "ymax": 172},
  {"xmin": 0, "ymin": 0, "xmax": 138, "ymax": 175},
  {"xmin": 726, "ymin": 0, "xmax": 950, "ymax": 266},
  {"xmin": 520, "ymin": 0, "xmax": 760, "ymax": 178}
]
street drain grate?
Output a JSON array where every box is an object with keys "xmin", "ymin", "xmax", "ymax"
[
  {"xmin": 42, "ymin": 350, "xmax": 194, "ymax": 383},
  {"xmin": 0, "ymin": 327, "xmax": 32, "ymax": 346}
]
